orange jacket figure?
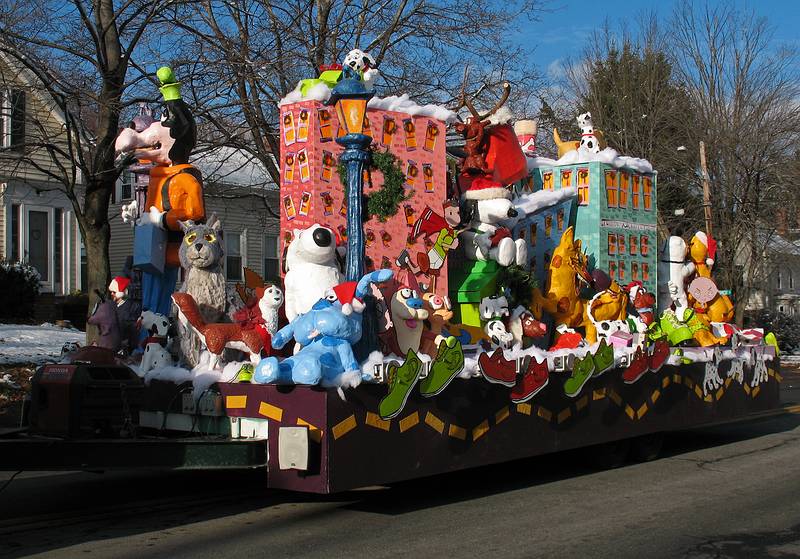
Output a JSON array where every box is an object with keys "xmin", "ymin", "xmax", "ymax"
[{"xmin": 145, "ymin": 164, "xmax": 205, "ymax": 266}]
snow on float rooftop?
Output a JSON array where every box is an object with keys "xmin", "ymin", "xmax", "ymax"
[
  {"xmin": 526, "ymin": 146, "xmax": 654, "ymax": 174},
  {"xmin": 279, "ymin": 81, "xmax": 458, "ymax": 124}
]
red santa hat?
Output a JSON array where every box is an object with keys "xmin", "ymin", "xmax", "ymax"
[
  {"xmin": 460, "ymin": 175, "xmax": 512, "ymax": 201},
  {"xmin": 694, "ymin": 231, "xmax": 718, "ymax": 263},
  {"xmin": 332, "ymin": 281, "xmax": 365, "ymax": 316},
  {"xmin": 109, "ymin": 276, "xmax": 130, "ymax": 297},
  {"xmin": 625, "ymin": 280, "xmax": 644, "ymax": 300}
]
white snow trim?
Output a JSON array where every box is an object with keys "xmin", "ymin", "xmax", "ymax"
[
  {"xmin": 527, "ymin": 147, "xmax": 654, "ymax": 174},
  {"xmin": 513, "ymin": 186, "xmax": 577, "ymax": 217},
  {"xmin": 368, "ymin": 94, "xmax": 457, "ymax": 123},
  {"xmin": 279, "ymin": 83, "xmax": 456, "ymax": 124},
  {"xmin": 279, "ymin": 82, "xmax": 332, "ymax": 106}
]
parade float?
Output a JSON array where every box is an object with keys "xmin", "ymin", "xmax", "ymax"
[{"xmin": 0, "ymin": 54, "xmax": 781, "ymax": 493}]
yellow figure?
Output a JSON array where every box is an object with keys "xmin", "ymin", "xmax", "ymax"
[
  {"xmin": 585, "ymin": 281, "xmax": 629, "ymax": 343},
  {"xmin": 530, "ymin": 227, "xmax": 594, "ymax": 339},
  {"xmin": 687, "ymin": 231, "xmax": 734, "ymax": 323}
]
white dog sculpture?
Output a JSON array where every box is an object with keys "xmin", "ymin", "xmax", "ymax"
[{"xmin": 343, "ymin": 49, "xmax": 380, "ymax": 90}]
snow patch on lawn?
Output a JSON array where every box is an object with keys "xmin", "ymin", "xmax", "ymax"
[{"xmin": 0, "ymin": 323, "xmax": 84, "ymax": 365}]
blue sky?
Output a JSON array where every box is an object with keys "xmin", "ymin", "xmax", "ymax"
[{"xmin": 521, "ymin": 0, "xmax": 800, "ymax": 79}]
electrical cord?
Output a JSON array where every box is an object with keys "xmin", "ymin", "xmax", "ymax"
[{"xmin": 0, "ymin": 470, "xmax": 23, "ymax": 496}]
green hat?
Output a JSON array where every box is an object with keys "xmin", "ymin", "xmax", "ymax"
[{"xmin": 157, "ymin": 66, "xmax": 182, "ymax": 101}]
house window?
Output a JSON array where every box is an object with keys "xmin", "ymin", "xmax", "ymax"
[
  {"xmin": 1, "ymin": 90, "xmax": 26, "ymax": 151},
  {"xmin": 608, "ymin": 233, "xmax": 617, "ymax": 255},
  {"xmin": 117, "ymin": 170, "xmax": 134, "ymax": 202},
  {"xmin": 617, "ymin": 234, "xmax": 626, "ymax": 254},
  {"xmin": 10, "ymin": 204, "xmax": 20, "ymax": 261},
  {"xmin": 560, "ymin": 169, "xmax": 572, "ymax": 188},
  {"xmin": 632, "ymin": 175, "xmax": 640, "ymax": 209},
  {"xmin": 80, "ymin": 239, "xmax": 87, "ymax": 292},
  {"xmin": 642, "ymin": 263, "xmax": 650, "ymax": 281},
  {"xmin": 605, "ymin": 170, "xmax": 618, "ymax": 207},
  {"xmin": 609, "ymin": 261, "xmax": 617, "ymax": 280},
  {"xmin": 54, "ymin": 208, "xmax": 62, "ymax": 283},
  {"xmin": 263, "ymin": 234, "xmax": 279, "ymax": 281},
  {"xmin": 640, "ymin": 235, "xmax": 649, "ymax": 257},
  {"xmin": 618, "ymin": 260, "xmax": 626, "ymax": 280},
  {"xmin": 544, "ymin": 215, "xmax": 552, "ymax": 237},
  {"xmin": 577, "ymin": 168, "xmax": 589, "ymax": 205},
  {"xmin": 790, "ymin": 270, "xmax": 794, "ymax": 290},
  {"xmin": 542, "ymin": 171, "xmax": 553, "ymax": 191},
  {"xmin": 779, "ymin": 305, "xmax": 785, "ymax": 313},
  {"xmin": 226, "ymin": 232, "xmax": 243, "ymax": 282},
  {"xmin": 629, "ymin": 235, "xmax": 638, "ymax": 255},
  {"xmin": 632, "ymin": 261, "xmax": 639, "ymax": 280},
  {"xmin": 777, "ymin": 272, "xmax": 782, "ymax": 290},
  {"xmin": 643, "ymin": 176, "xmax": 653, "ymax": 210},
  {"xmin": 619, "ymin": 173, "xmax": 629, "ymax": 208}
]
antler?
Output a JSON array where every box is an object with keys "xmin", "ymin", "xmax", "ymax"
[
  {"xmin": 478, "ymin": 81, "xmax": 511, "ymax": 121},
  {"xmin": 450, "ymin": 67, "xmax": 481, "ymax": 120}
]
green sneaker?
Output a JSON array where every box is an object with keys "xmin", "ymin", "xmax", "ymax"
[
  {"xmin": 647, "ymin": 321, "xmax": 667, "ymax": 343},
  {"xmin": 233, "ymin": 363, "xmax": 254, "ymax": 383},
  {"xmin": 592, "ymin": 339, "xmax": 614, "ymax": 377},
  {"xmin": 420, "ymin": 337, "xmax": 465, "ymax": 397},
  {"xmin": 564, "ymin": 354, "xmax": 595, "ymax": 398},
  {"xmin": 660, "ymin": 311, "xmax": 693, "ymax": 346},
  {"xmin": 379, "ymin": 349, "xmax": 423, "ymax": 420}
]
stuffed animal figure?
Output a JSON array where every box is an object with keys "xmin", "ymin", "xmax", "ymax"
[
  {"xmin": 87, "ymin": 290, "xmax": 122, "ymax": 352},
  {"xmin": 343, "ymin": 48, "xmax": 380, "ymax": 90},
  {"xmin": 419, "ymin": 292, "xmax": 454, "ymax": 356},
  {"xmin": 115, "ymin": 67, "xmax": 204, "ymax": 317},
  {"xmin": 177, "ymin": 215, "xmax": 226, "ymax": 367},
  {"xmin": 138, "ymin": 310, "xmax": 174, "ymax": 373},
  {"xmin": 459, "ymin": 186, "xmax": 527, "ymax": 267},
  {"xmin": 173, "ymin": 290, "xmax": 282, "ymax": 370},
  {"xmin": 284, "ymin": 224, "xmax": 343, "ymax": 322},
  {"xmin": 109, "ymin": 276, "xmax": 140, "ymax": 354},
  {"xmin": 254, "ymin": 270, "xmax": 393, "ymax": 386},
  {"xmin": 585, "ymin": 280, "xmax": 629, "ymax": 344},
  {"xmin": 576, "ymin": 112, "xmax": 606, "ymax": 153},
  {"xmin": 657, "ymin": 235, "xmax": 694, "ymax": 315}
]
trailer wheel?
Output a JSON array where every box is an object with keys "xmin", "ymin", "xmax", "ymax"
[
  {"xmin": 630, "ymin": 433, "xmax": 663, "ymax": 462},
  {"xmin": 586, "ymin": 439, "xmax": 631, "ymax": 470}
]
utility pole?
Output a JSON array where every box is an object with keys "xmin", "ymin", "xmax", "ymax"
[{"xmin": 699, "ymin": 141, "xmax": 713, "ymax": 236}]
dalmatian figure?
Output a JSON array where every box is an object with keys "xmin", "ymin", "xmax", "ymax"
[
  {"xmin": 343, "ymin": 49, "xmax": 380, "ymax": 90},
  {"xmin": 139, "ymin": 310, "xmax": 175, "ymax": 374},
  {"xmin": 577, "ymin": 112, "xmax": 605, "ymax": 153}
]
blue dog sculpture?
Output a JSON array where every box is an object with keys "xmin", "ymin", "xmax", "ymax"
[{"xmin": 254, "ymin": 269, "xmax": 393, "ymax": 386}]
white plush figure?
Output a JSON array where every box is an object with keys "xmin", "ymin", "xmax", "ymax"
[
  {"xmin": 657, "ymin": 235, "xmax": 694, "ymax": 315},
  {"xmin": 257, "ymin": 284, "xmax": 284, "ymax": 335},
  {"xmin": 343, "ymin": 49, "xmax": 379, "ymax": 90},
  {"xmin": 138, "ymin": 310, "xmax": 174, "ymax": 374},
  {"xmin": 577, "ymin": 112, "xmax": 602, "ymax": 153},
  {"xmin": 284, "ymin": 224, "xmax": 343, "ymax": 322},
  {"xmin": 461, "ymin": 194, "xmax": 527, "ymax": 268}
]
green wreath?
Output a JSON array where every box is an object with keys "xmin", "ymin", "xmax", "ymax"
[{"xmin": 337, "ymin": 148, "xmax": 411, "ymax": 222}]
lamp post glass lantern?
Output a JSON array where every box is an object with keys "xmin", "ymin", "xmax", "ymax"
[{"xmin": 328, "ymin": 67, "xmax": 374, "ymax": 282}]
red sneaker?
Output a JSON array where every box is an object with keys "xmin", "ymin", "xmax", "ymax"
[
  {"xmin": 648, "ymin": 340, "xmax": 670, "ymax": 373},
  {"xmin": 511, "ymin": 357, "xmax": 549, "ymax": 403},
  {"xmin": 479, "ymin": 348, "xmax": 517, "ymax": 387},
  {"xmin": 623, "ymin": 348, "xmax": 649, "ymax": 384}
]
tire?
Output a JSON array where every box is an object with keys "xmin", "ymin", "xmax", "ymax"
[
  {"xmin": 630, "ymin": 433, "xmax": 664, "ymax": 462},
  {"xmin": 586, "ymin": 439, "xmax": 631, "ymax": 470}
]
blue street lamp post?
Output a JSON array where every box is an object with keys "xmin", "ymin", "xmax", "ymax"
[{"xmin": 328, "ymin": 67, "xmax": 375, "ymax": 282}]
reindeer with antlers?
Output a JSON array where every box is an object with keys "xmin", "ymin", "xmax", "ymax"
[
  {"xmin": 451, "ymin": 70, "xmax": 529, "ymax": 268},
  {"xmin": 452, "ymin": 70, "xmax": 512, "ymax": 175}
]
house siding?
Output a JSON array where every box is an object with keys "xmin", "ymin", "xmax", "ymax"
[{"xmin": 108, "ymin": 184, "xmax": 280, "ymax": 285}]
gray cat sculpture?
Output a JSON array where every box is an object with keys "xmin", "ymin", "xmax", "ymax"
[{"xmin": 177, "ymin": 214, "xmax": 227, "ymax": 367}]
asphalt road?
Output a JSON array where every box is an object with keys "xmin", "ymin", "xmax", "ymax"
[{"xmin": 1, "ymin": 375, "xmax": 799, "ymax": 559}]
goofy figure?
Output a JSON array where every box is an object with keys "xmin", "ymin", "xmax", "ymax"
[{"xmin": 115, "ymin": 67, "xmax": 205, "ymax": 316}]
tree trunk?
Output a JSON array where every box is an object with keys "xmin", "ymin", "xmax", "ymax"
[{"xmin": 81, "ymin": 182, "xmax": 113, "ymax": 344}]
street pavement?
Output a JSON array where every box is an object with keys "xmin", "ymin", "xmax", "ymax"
[{"xmin": 1, "ymin": 372, "xmax": 799, "ymax": 559}]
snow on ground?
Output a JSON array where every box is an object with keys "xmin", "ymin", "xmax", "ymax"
[{"xmin": 0, "ymin": 323, "xmax": 84, "ymax": 365}]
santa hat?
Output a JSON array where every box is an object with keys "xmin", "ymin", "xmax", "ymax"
[
  {"xmin": 109, "ymin": 276, "xmax": 130, "ymax": 297},
  {"xmin": 332, "ymin": 281, "xmax": 365, "ymax": 316},
  {"xmin": 625, "ymin": 280, "xmax": 644, "ymax": 300},
  {"xmin": 461, "ymin": 175, "xmax": 512, "ymax": 201},
  {"xmin": 694, "ymin": 231, "xmax": 717, "ymax": 263}
]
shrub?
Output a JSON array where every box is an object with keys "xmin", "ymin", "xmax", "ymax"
[
  {"xmin": 0, "ymin": 260, "xmax": 41, "ymax": 320},
  {"xmin": 750, "ymin": 309, "xmax": 800, "ymax": 353}
]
